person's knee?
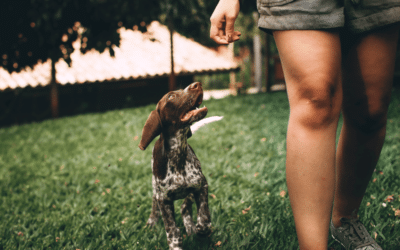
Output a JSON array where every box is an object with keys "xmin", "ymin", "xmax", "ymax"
[
  {"xmin": 342, "ymin": 73, "xmax": 392, "ymax": 134},
  {"xmin": 343, "ymin": 96, "xmax": 390, "ymax": 134},
  {"xmin": 290, "ymin": 76, "xmax": 342, "ymax": 130}
]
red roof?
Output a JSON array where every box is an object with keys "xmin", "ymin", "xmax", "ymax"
[{"xmin": 0, "ymin": 21, "xmax": 238, "ymax": 91}]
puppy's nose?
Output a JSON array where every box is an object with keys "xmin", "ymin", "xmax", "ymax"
[{"xmin": 188, "ymin": 82, "xmax": 202, "ymax": 91}]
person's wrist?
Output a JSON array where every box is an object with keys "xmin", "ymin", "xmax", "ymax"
[{"xmin": 219, "ymin": 0, "xmax": 240, "ymax": 7}]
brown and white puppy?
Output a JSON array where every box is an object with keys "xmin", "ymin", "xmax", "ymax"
[{"xmin": 139, "ymin": 82, "xmax": 212, "ymax": 250}]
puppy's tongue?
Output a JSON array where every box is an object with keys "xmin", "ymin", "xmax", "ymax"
[
  {"xmin": 181, "ymin": 110, "xmax": 195, "ymax": 122},
  {"xmin": 181, "ymin": 107, "xmax": 207, "ymax": 122}
]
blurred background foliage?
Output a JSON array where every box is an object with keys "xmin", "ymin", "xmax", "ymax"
[
  {"xmin": 196, "ymin": 10, "xmax": 279, "ymax": 90},
  {"xmin": 0, "ymin": 0, "xmax": 260, "ymax": 74},
  {"xmin": 2, "ymin": 0, "xmax": 396, "ymax": 90}
]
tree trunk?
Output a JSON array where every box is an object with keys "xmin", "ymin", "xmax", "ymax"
[
  {"xmin": 50, "ymin": 57, "xmax": 59, "ymax": 118},
  {"xmin": 229, "ymin": 43, "xmax": 237, "ymax": 95},
  {"xmin": 168, "ymin": 20, "xmax": 176, "ymax": 92}
]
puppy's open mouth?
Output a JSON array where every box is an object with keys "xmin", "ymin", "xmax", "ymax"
[{"xmin": 181, "ymin": 93, "xmax": 208, "ymax": 122}]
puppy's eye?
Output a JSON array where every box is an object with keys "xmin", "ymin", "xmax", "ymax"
[{"xmin": 168, "ymin": 94, "xmax": 175, "ymax": 100}]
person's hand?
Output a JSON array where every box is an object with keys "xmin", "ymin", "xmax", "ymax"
[{"xmin": 210, "ymin": 0, "xmax": 241, "ymax": 44}]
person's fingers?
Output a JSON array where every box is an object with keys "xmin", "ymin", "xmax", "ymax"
[
  {"xmin": 209, "ymin": 0, "xmax": 240, "ymax": 44},
  {"xmin": 214, "ymin": 36, "xmax": 229, "ymax": 44},
  {"xmin": 210, "ymin": 15, "xmax": 229, "ymax": 44},
  {"xmin": 218, "ymin": 24, "xmax": 225, "ymax": 38},
  {"xmin": 210, "ymin": 26, "xmax": 228, "ymax": 44},
  {"xmin": 210, "ymin": 29, "xmax": 229, "ymax": 44},
  {"xmin": 225, "ymin": 16, "xmax": 236, "ymax": 43},
  {"xmin": 226, "ymin": 29, "xmax": 241, "ymax": 43},
  {"xmin": 232, "ymin": 31, "xmax": 241, "ymax": 42},
  {"xmin": 211, "ymin": 26, "xmax": 240, "ymax": 44},
  {"xmin": 210, "ymin": 23, "xmax": 219, "ymax": 39},
  {"xmin": 233, "ymin": 31, "xmax": 241, "ymax": 36}
]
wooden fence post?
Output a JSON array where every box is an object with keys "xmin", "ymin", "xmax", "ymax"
[
  {"xmin": 229, "ymin": 43, "xmax": 237, "ymax": 95},
  {"xmin": 50, "ymin": 58, "xmax": 59, "ymax": 118}
]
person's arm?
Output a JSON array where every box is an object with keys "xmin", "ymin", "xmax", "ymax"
[{"xmin": 210, "ymin": 0, "xmax": 241, "ymax": 44}]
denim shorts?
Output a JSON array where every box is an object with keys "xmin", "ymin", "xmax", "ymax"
[{"xmin": 257, "ymin": 0, "xmax": 400, "ymax": 34}]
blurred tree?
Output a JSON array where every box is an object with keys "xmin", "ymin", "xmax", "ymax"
[
  {"xmin": 1, "ymin": 0, "xmax": 164, "ymax": 116},
  {"xmin": 0, "ymin": 0, "xmax": 257, "ymax": 116},
  {"xmin": 0, "ymin": 0, "xmax": 257, "ymax": 73},
  {"xmin": 0, "ymin": 0, "xmax": 163, "ymax": 73},
  {"xmin": 165, "ymin": 0, "xmax": 256, "ymax": 89}
]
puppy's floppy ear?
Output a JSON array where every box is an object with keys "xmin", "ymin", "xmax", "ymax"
[{"xmin": 139, "ymin": 110, "xmax": 162, "ymax": 150}]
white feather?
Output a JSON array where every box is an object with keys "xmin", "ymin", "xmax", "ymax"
[{"xmin": 190, "ymin": 116, "xmax": 223, "ymax": 134}]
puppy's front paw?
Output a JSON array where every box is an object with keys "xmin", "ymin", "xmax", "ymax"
[
  {"xmin": 195, "ymin": 223, "xmax": 212, "ymax": 237},
  {"xmin": 184, "ymin": 222, "xmax": 197, "ymax": 236},
  {"xmin": 167, "ymin": 228, "xmax": 183, "ymax": 250}
]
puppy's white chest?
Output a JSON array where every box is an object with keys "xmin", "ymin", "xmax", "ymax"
[{"xmin": 157, "ymin": 148, "xmax": 204, "ymax": 200}]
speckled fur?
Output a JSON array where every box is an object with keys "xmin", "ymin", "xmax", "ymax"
[{"xmin": 140, "ymin": 82, "xmax": 211, "ymax": 250}]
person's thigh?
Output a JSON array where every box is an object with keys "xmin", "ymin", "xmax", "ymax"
[
  {"xmin": 273, "ymin": 30, "xmax": 342, "ymax": 128},
  {"xmin": 273, "ymin": 30, "xmax": 343, "ymax": 250},
  {"xmin": 341, "ymin": 24, "xmax": 400, "ymax": 133}
]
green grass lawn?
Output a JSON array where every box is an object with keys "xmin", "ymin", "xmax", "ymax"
[{"xmin": 1, "ymin": 89, "xmax": 400, "ymax": 250}]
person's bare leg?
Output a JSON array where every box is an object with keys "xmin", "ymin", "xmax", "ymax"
[
  {"xmin": 332, "ymin": 24, "xmax": 400, "ymax": 227},
  {"xmin": 273, "ymin": 30, "xmax": 342, "ymax": 250}
]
